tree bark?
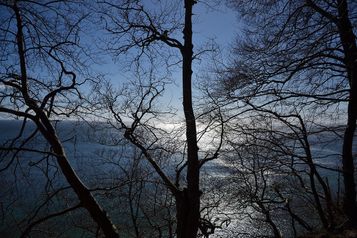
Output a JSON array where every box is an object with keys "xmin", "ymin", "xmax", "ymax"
[
  {"xmin": 177, "ymin": 0, "xmax": 200, "ymax": 237},
  {"xmin": 337, "ymin": 0, "xmax": 357, "ymax": 227}
]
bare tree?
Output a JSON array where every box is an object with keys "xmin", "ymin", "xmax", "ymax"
[
  {"xmin": 0, "ymin": 1, "xmax": 119, "ymax": 237},
  {"xmin": 223, "ymin": 0, "xmax": 357, "ymax": 229},
  {"xmin": 97, "ymin": 1, "xmax": 225, "ymax": 237}
]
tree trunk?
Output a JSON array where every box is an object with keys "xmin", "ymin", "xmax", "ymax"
[
  {"xmin": 337, "ymin": 0, "xmax": 357, "ymax": 227},
  {"xmin": 40, "ymin": 122, "xmax": 120, "ymax": 238},
  {"xmin": 13, "ymin": 3, "xmax": 119, "ymax": 237},
  {"xmin": 175, "ymin": 190, "xmax": 190, "ymax": 238},
  {"xmin": 177, "ymin": 0, "xmax": 200, "ymax": 237}
]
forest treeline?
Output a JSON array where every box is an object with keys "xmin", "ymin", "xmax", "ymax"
[{"xmin": 0, "ymin": 0, "xmax": 356, "ymax": 237}]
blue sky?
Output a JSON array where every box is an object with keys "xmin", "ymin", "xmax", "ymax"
[
  {"xmin": 0, "ymin": 1, "xmax": 240, "ymax": 120},
  {"xmin": 194, "ymin": 3, "xmax": 238, "ymax": 48},
  {"xmin": 168, "ymin": 3, "xmax": 239, "ymax": 111},
  {"xmin": 93, "ymin": 2, "xmax": 240, "ymax": 114}
]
